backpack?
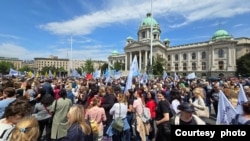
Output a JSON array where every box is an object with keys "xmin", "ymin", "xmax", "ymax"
[
  {"xmin": 88, "ymin": 115, "xmax": 99, "ymax": 134},
  {"xmin": 141, "ymin": 104, "xmax": 151, "ymax": 123}
]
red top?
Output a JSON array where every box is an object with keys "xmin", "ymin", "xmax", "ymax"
[{"xmin": 146, "ymin": 99, "xmax": 156, "ymax": 118}]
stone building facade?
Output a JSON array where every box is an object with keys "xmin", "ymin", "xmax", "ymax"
[{"xmin": 108, "ymin": 13, "xmax": 250, "ymax": 78}]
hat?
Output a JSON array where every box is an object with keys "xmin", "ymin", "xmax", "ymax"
[{"xmin": 177, "ymin": 102, "xmax": 195, "ymax": 113}]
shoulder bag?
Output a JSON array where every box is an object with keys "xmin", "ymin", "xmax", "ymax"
[{"xmin": 112, "ymin": 103, "xmax": 124, "ymax": 132}]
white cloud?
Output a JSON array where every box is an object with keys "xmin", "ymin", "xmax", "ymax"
[
  {"xmin": 233, "ymin": 24, "xmax": 244, "ymax": 27},
  {"xmin": 0, "ymin": 34, "xmax": 21, "ymax": 40},
  {"xmin": 40, "ymin": 0, "xmax": 250, "ymax": 35}
]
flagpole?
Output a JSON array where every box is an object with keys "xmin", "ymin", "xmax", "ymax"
[{"xmin": 70, "ymin": 36, "xmax": 73, "ymax": 75}]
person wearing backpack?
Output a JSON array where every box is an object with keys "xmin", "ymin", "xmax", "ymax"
[
  {"xmin": 85, "ymin": 96, "xmax": 106, "ymax": 141},
  {"xmin": 231, "ymin": 101, "xmax": 250, "ymax": 125},
  {"xmin": 133, "ymin": 88, "xmax": 150, "ymax": 141}
]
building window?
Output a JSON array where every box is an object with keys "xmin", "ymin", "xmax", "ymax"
[
  {"xmin": 202, "ymin": 62, "xmax": 206, "ymax": 70},
  {"xmin": 142, "ymin": 31, "xmax": 146, "ymax": 38},
  {"xmin": 175, "ymin": 63, "xmax": 178, "ymax": 71},
  {"xmin": 167, "ymin": 64, "xmax": 171, "ymax": 70},
  {"xmin": 192, "ymin": 52, "xmax": 196, "ymax": 60},
  {"xmin": 154, "ymin": 34, "xmax": 157, "ymax": 39},
  {"xmin": 201, "ymin": 52, "xmax": 206, "ymax": 59},
  {"xmin": 219, "ymin": 61, "xmax": 224, "ymax": 70},
  {"xmin": 183, "ymin": 53, "xmax": 187, "ymax": 60},
  {"xmin": 192, "ymin": 62, "xmax": 196, "ymax": 70},
  {"xmin": 218, "ymin": 49, "xmax": 224, "ymax": 58},
  {"xmin": 168, "ymin": 55, "xmax": 171, "ymax": 61},
  {"xmin": 202, "ymin": 73, "xmax": 207, "ymax": 76},
  {"xmin": 175, "ymin": 54, "xmax": 178, "ymax": 61},
  {"xmin": 183, "ymin": 63, "xmax": 187, "ymax": 70}
]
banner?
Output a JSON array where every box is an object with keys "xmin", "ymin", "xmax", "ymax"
[
  {"xmin": 124, "ymin": 55, "xmax": 138, "ymax": 93},
  {"xmin": 216, "ymin": 90, "xmax": 238, "ymax": 125},
  {"xmin": 235, "ymin": 84, "xmax": 248, "ymax": 114}
]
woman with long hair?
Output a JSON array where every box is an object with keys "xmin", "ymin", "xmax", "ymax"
[
  {"xmin": 85, "ymin": 96, "xmax": 106, "ymax": 141},
  {"xmin": 106, "ymin": 93, "xmax": 130, "ymax": 141},
  {"xmin": 9, "ymin": 116, "xmax": 40, "ymax": 141},
  {"xmin": 61, "ymin": 104, "xmax": 92, "ymax": 141}
]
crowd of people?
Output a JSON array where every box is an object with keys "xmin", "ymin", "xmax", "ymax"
[{"xmin": 0, "ymin": 75, "xmax": 250, "ymax": 141}]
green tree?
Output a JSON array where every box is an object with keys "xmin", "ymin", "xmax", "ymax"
[
  {"xmin": 152, "ymin": 54, "xmax": 167, "ymax": 75},
  {"xmin": 19, "ymin": 65, "xmax": 33, "ymax": 73},
  {"xmin": 0, "ymin": 61, "xmax": 15, "ymax": 74},
  {"xmin": 82, "ymin": 59, "xmax": 94, "ymax": 73},
  {"xmin": 114, "ymin": 62, "xmax": 125, "ymax": 71},
  {"xmin": 101, "ymin": 63, "xmax": 108, "ymax": 73},
  {"xmin": 236, "ymin": 53, "xmax": 250, "ymax": 77}
]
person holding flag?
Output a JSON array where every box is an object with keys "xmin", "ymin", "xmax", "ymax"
[{"xmin": 231, "ymin": 101, "xmax": 250, "ymax": 125}]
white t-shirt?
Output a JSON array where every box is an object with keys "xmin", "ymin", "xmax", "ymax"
[{"xmin": 0, "ymin": 119, "xmax": 14, "ymax": 141}]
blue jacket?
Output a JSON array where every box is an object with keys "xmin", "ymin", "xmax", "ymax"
[{"xmin": 61, "ymin": 123, "xmax": 92, "ymax": 141}]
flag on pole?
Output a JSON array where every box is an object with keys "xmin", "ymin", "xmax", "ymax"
[
  {"xmin": 186, "ymin": 72, "xmax": 196, "ymax": 79},
  {"xmin": 9, "ymin": 68, "xmax": 19, "ymax": 76},
  {"xmin": 216, "ymin": 90, "xmax": 238, "ymax": 125},
  {"xmin": 124, "ymin": 55, "xmax": 138, "ymax": 93},
  {"xmin": 163, "ymin": 70, "xmax": 168, "ymax": 80},
  {"xmin": 235, "ymin": 84, "xmax": 248, "ymax": 114}
]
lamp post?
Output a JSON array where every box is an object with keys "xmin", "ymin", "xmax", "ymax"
[{"xmin": 149, "ymin": 0, "xmax": 153, "ymax": 75}]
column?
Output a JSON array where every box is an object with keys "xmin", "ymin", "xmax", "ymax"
[
  {"xmin": 227, "ymin": 47, "xmax": 230, "ymax": 66},
  {"xmin": 145, "ymin": 51, "xmax": 148, "ymax": 69},
  {"xmin": 130, "ymin": 52, "xmax": 132, "ymax": 67},
  {"xmin": 139, "ymin": 51, "xmax": 142, "ymax": 71},
  {"xmin": 125, "ymin": 53, "xmax": 127, "ymax": 71}
]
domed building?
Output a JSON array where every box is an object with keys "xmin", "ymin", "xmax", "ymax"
[{"xmin": 108, "ymin": 13, "xmax": 250, "ymax": 77}]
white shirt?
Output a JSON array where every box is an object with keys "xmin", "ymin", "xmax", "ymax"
[{"xmin": 110, "ymin": 103, "xmax": 128, "ymax": 119}]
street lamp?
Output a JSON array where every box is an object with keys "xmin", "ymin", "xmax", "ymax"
[{"xmin": 149, "ymin": 0, "xmax": 153, "ymax": 75}]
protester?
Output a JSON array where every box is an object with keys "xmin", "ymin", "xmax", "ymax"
[
  {"xmin": 171, "ymin": 102, "xmax": 206, "ymax": 125},
  {"xmin": 61, "ymin": 104, "xmax": 92, "ymax": 141},
  {"xmin": 9, "ymin": 116, "xmax": 40, "ymax": 141},
  {"xmin": 0, "ymin": 98, "xmax": 33, "ymax": 140}
]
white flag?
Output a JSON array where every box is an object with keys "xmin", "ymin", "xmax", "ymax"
[
  {"xmin": 216, "ymin": 90, "xmax": 238, "ymax": 125},
  {"xmin": 9, "ymin": 68, "xmax": 19, "ymax": 76},
  {"xmin": 124, "ymin": 55, "xmax": 138, "ymax": 93},
  {"xmin": 186, "ymin": 72, "xmax": 196, "ymax": 79},
  {"xmin": 235, "ymin": 84, "xmax": 248, "ymax": 114}
]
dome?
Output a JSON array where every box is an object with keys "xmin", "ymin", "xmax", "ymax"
[
  {"xmin": 212, "ymin": 29, "xmax": 231, "ymax": 40},
  {"xmin": 163, "ymin": 38, "xmax": 169, "ymax": 42},
  {"xmin": 112, "ymin": 50, "xmax": 119, "ymax": 56},
  {"xmin": 126, "ymin": 36, "xmax": 133, "ymax": 40},
  {"xmin": 140, "ymin": 13, "xmax": 159, "ymax": 27}
]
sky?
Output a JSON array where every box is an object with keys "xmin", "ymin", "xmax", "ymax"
[{"xmin": 0, "ymin": 0, "xmax": 249, "ymax": 61}]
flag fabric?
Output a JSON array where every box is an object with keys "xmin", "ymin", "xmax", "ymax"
[
  {"xmin": 216, "ymin": 90, "xmax": 238, "ymax": 125},
  {"xmin": 235, "ymin": 84, "xmax": 248, "ymax": 114},
  {"xmin": 71, "ymin": 69, "xmax": 80, "ymax": 78},
  {"xmin": 9, "ymin": 68, "xmax": 19, "ymax": 76},
  {"xmin": 93, "ymin": 69, "xmax": 101, "ymax": 79},
  {"xmin": 186, "ymin": 72, "xmax": 196, "ymax": 79},
  {"xmin": 48, "ymin": 70, "xmax": 53, "ymax": 78},
  {"xmin": 163, "ymin": 70, "xmax": 168, "ymax": 80},
  {"xmin": 124, "ymin": 55, "xmax": 138, "ymax": 93},
  {"xmin": 86, "ymin": 73, "xmax": 93, "ymax": 80},
  {"xmin": 174, "ymin": 72, "xmax": 179, "ymax": 81}
]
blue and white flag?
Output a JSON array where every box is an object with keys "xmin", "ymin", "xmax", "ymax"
[
  {"xmin": 235, "ymin": 84, "xmax": 248, "ymax": 114},
  {"xmin": 124, "ymin": 55, "xmax": 138, "ymax": 93},
  {"xmin": 163, "ymin": 71, "xmax": 168, "ymax": 80},
  {"xmin": 71, "ymin": 69, "xmax": 80, "ymax": 78},
  {"xmin": 93, "ymin": 69, "xmax": 101, "ymax": 79},
  {"xmin": 186, "ymin": 72, "xmax": 196, "ymax": 79},
  {"xmin": 9, "ymin": 68, "xmax": 19, "ymax": 76},
  {"xmin": 216, "ymin": 90, "xmax": 238, "ymax": 125}
]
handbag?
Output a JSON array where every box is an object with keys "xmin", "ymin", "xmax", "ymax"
[
  {"xmin": 195, "ymin": 106, "xmax": 209, "ymax": 118},
  {"xmin": 112, "ymin": 103, "xmax": 124, "ymax": 132}
]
